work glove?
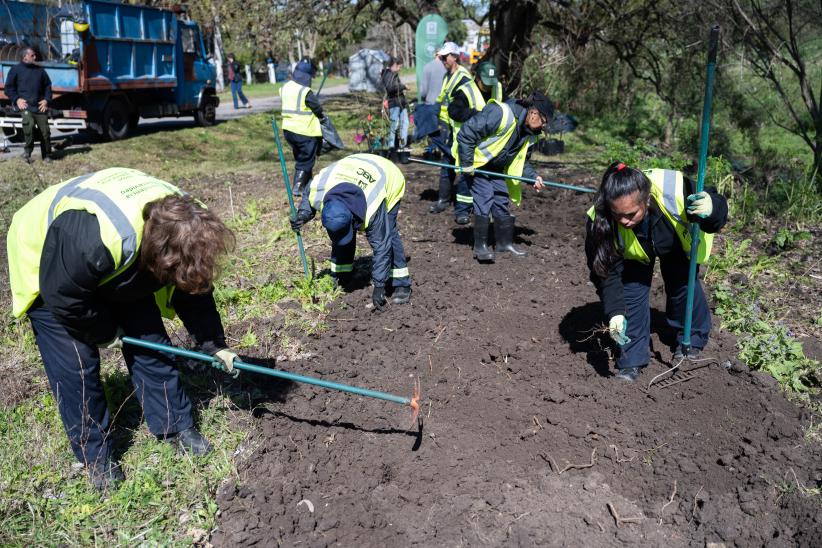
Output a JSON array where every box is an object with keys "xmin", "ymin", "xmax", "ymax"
[
  {"xmin": 212, "ymin": 348, "xmax": 239, "ymax": 375},
  {"xmin": 687, "ymin": 192, "xmax": 713, "ymax": 219},
  {"xmin": 290, "ymin": 210, "xmax": 312, "ymax": 232},
  {"xmin": 372, "ymin": 286, "xmax": 387, "ymax": 310},
  {"xmin": 460, "ymin": 165, "xmax": 475, "ymax": 176},
  {"xmin": 98, "ymin": 327, "xmax": 125, "ymax": 349},
  {"xmin": 608, "ymin": 315, "xmax": 630, "ymax": 346}
]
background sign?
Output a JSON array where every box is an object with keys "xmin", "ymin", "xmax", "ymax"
[{"xmin": 415, "ymin": 14, "xmax": 448, "ymax": 102}]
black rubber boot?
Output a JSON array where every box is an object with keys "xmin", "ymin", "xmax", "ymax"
[
  {"xmin": 391, "ymin": 286, "xmax": 412, "ymax": 304},
  {"xmin": 163, "ymin": 427, "xmax": 212, "ymax": 456},
  {"xmin": 429, "ymin": 199, "xmax": 449, "ymax": 213},
  {"xmin": 493, "ymin": 215, "xmax": 527, "ymax": 257},
  {"xmin": 473, "ymin": 215, "xmax": 495, "ymax": 262},
  {"xmin": 292, "ymin": 170, "xmax": 310, "ymax": 198},
  {"xmin": 87, "ymin": 460, "xmax": 125, "ymax": 492}
]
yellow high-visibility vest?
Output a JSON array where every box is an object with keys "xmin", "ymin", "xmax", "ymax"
[
  {"xmin": 280, "ymin": 80, "xmax": 322, "ymax": 136},
  {"xmin": 436, "ymin": 65, "xmax": 472, "ymax": 123},
  {"xmin": 585, "ymin": 169, "xmax": 714, "ymax": 264},
  {"xmin": 7, "ymin": 168, "xmax": 182, "ymax": 318},
  {"xmin": 450, "ymin": 79, "xmax": 503, "ymax": 158},
  {"xmin": 461, "ymin": 100, "xmax": 536, "ymax": 206},
  {"xmin": 307, "ymin": 154, "xmax": 405, "ymax": 229}
]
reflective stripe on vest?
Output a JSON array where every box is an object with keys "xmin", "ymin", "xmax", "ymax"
[
  {"xmin": 584, "ymin": 169, "xmax": 714, "ymax": 265},
  {"xmin": 8, "ymin": 168, "xmax": 182, "ymax": 317},
  {"xmin": 437, "ymin": 65, "xmax": 472, "ymax": 122},
  {"xmin": 308, "ymin": 153, "xmax": 405, "ymax": 229},
  {"xmin": 280, "ymin": 80, "xmax": 321, "ymax": 136},
  {"xmin": 450, "ymin": 81, "xmax": 504, "ymax": 159},
  {"xmin": 466, "ymin": 101, "xmax": 534, "ymax": 206}
]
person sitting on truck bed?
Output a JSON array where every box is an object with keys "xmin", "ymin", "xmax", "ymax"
[{"xmin": 5, "ymin": 47, "xmax": 53, "ymax": 163}]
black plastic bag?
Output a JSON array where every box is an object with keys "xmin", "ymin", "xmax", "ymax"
[{"xmin": 320, "ymin": 117, "xmax": 345, "ymax": 155}]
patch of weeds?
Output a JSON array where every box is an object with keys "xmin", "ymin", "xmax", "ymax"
[
  {"xmin": 770, "ymin": 226, "xmax": 811, "ymax": 252},
  {"xmin": 713, "ymin": 282, "xmax": 819, "ymax": 392}
]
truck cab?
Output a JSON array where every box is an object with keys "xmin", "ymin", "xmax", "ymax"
[{"xmin": 0, "ymin": 0, "xmax": 218, "ymax": 142}]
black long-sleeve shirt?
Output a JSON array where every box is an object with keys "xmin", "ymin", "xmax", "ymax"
[
  {"xmin": 381, "ymin": 68, "xmax": 407, "ymax": 110},
  {"xmin": 296, "ymin": 183, "xmax": 395, "ymax": 287},
  {"xmin": 5, "ymin": 62, "xmax": 52, "ymax": 112},
  {"xmin": 39, "ymin": 210, "xmax": 227, "ymax": 347},
  {"xmin": 584, "ymin": 180, "xmax": 728, "ymax": 320},
  {"xmin": 456, "ymin": 100, "xmax": 539, "ymax": 180}
]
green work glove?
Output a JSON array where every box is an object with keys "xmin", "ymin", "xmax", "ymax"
[
  {"xmin": 608, "ymin": 315, "xmax": 630, "ymax": 346},
  {"xmin": 687, "ymin": 192, "xmax": 713, "ymax": 219},
  {"xmin": 213, "ymin": 348, "xmax": 238, "ymax": 373},
  {"xmin": 98, "ymin": 327, "xmax": 124, "ymax": 349}
]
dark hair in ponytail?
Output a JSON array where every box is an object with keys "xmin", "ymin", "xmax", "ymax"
[{"xmin": 590, "ymin": 162, "xmax": 651, "ymax": 277}]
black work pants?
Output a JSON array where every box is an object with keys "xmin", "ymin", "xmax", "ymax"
[
  {"xmin": 28, "ymin": 296, "xmax": 193, "ymax": 467},
  {"xmin": 617, "ymin": 253, "xmax": 712, "ymax": 369},
  {"xmin": 284, "ymin": 130, "xmax": 321, "ymax": 172},
  {"xmin": 22, "ymin": 110, "xmax": 51, "ymax": 158}
]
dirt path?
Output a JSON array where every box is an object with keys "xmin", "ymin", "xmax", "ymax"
[{"xmin": 212, "ymin": 160, "xmax": 822, "ymax": 546}]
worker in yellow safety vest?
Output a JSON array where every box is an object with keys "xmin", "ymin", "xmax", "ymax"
[
  {"xmin": 456, "ymin": 92, "xmax": 554, "ymax": 262},
  {"xmin": 585, "ymin": 162, "xmax": 728, "ymax": 381},
  {"xmin": 290, "ymin": 153, "xmax": 412, "ymax": 310},
  {"xmin": 280, "ymin": 61, "xmax": 325, "ymax": 197},
  {"xmin": 6, "ymin": 168, "xmax": 238, "ymax": 491},
  {"xmin": 429, "ymin": 42, "xmax": 473, "ymax": 217},
  {"xmin": 447, "ymin": 61, "xmax": 506, "ymax": 224}
]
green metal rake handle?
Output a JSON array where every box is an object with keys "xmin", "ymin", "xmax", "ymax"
[
  {"xmin": 271, "ymin": 116, "xmax": 311, "ymax": 279},
  {"xmin": 408, "ymin": 157, "xmax": 595, "ymax": 194},
  {"xmin": 122, "ymin": 336, "xmax": 412, "ymax": 406}
]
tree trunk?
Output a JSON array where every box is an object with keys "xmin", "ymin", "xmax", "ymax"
[
  {"xmin": 212, "ymin": 11, "xmax": 225, "ymax": 92},
  {"xmin": 485, "ymin": 0, "xmax": 539, "ymax": 92}
]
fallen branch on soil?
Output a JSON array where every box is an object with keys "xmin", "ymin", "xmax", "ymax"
[
  {"xmin": 433, "ymin": 325, "xmax": 447, "ymax": 344},
  {"xmin": 606, "ymin": 502, "xmax": 643, "ymax": 528},
  {"xmin": 609, "ymin": 444, "xmax": 636, "ymax": 463},
  {"xmin": 532, "ymin": 416, "xmax": 544, "ymax": 431},
  {"xmin": 658, "ymin": 480, "xmax": 677, "ymax": 525},
  {"xmin": 540, "ymin": 448, "xmax": 598, "ymax": 475},
  {"xmin": 689, "ymin": 485, "xmax": 704, "ymax": 524}
]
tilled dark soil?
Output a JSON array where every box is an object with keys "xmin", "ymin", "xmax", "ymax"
[{"xmin": 212, "ymin": 161, "xmax": 822, "ymax": 547}]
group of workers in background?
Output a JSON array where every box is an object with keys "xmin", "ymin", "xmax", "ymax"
[{"xmin": 6, "ymin": 40, "xmax": 728, "ymax": 494}]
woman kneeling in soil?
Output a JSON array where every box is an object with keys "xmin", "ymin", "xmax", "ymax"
[
  {"xmin": 585, "ymin": 162, "xmax": 728, "ymax": 381},
  {"xmin": 290, "ymin": 153, "xmax": 412, "ymax": 310},
  {"xmin": 7, "ymin": 168, "xmax": 239, "ymax": 491}
]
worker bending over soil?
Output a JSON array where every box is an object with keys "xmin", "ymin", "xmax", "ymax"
[
  {"xmin": 585, "ymin": 163, "xmax": 728, "ymax": 381},
  {"xmin": 291, "ymin": 153, "xmax": 412, "ymax": 310},
  {"xmin": 456, "ymin": 92, "xmax": 552, "ymax": 262},
  {"xmin": 447, "ymin": 61, "xmax": 506, "ymax": 225},
  {"xmin": 7, "ymin": 168, "xmax": 239, "ymax": 491},
  {"xmin": 280, "ymin": 60, "xmax": 324, "ymax": 197}
]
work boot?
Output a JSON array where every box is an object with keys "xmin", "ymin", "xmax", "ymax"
[
  {"xmin": 22, "ymin": 150, "xmax": 32, "ymax": 164},
  {"xmin": 493, "ymin": 215, "xmax": 527, "ymax": 257},
  {"xmin": 472, "ymin": 215, "xmax": 495, "ymax": 262},
  {"xmin": 292, "ymin": 170, "xmax": 310, "ymax": 198},
  {"xmin": 87, "ymin": 460, "xmax": 125, "ymax": 493},
  {"xmin": 398, "ymin": 148, "xmax": 410, "ymax": 164},
  {"xmin": 615, "ymin": 366, "xmax": 645, "ymax": 382},
  {"xmin": 391, "ymin": 286, "xmax": 412, "ymax": 304},
  {"xmin": 673, "ymin": 344, "xmax": 701, "ymax": 360},
  {"xmin": 455, "ymin": 212, "xmax": 470, "ymax": 225},
  {"xmin": 429, "ymin": 199, "xmax": 449, "ymax": 214},
  {"xmin": 163, "ymin": 427, "xmax": 212, "ymax": 456}
]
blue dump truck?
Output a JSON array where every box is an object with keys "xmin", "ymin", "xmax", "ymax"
[{"xmin": 0, "ymin": 0, "xmax": 218, "ymax": 141}]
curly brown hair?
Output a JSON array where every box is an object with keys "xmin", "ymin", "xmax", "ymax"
[{"xmin": 140, "ymin": 195, "xmax": 235, "ymax": 294}]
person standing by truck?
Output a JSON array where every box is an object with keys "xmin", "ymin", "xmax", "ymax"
[
  {"xmin": 5, "ymin": 47, "xmax": 52, "ymax": 162},
  {"xmin": 226, "ymin": 53, "xmax": 250, "ymax": 110}
]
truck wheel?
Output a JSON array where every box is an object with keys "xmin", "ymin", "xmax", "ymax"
[
  {"xmin": 195, "ymin": 99, "xmax": 216, "ymax": 127},
  {"xmin": 102, "ymin": 99, "xmax": 130, "ymax": 141},
  {"xmin": 128, "ymin": 112, "xmax": 140, "ymax": 131}
]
